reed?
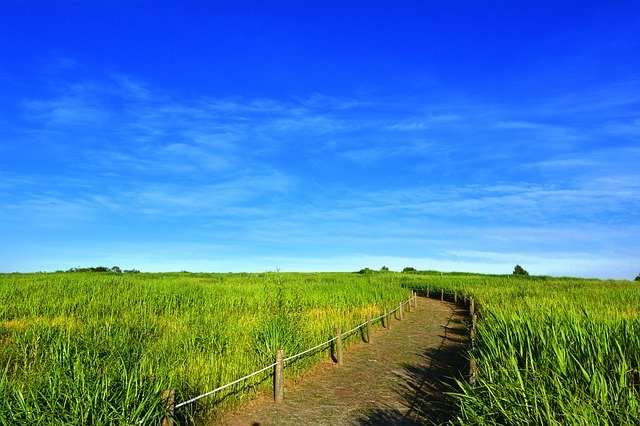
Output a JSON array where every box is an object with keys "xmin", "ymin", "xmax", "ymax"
[
  {"xmin": 0, "ymin": 271, "xmax": 408, "ymax": 424},
  {"xmin": 406, "ymin": 273, "xmax": 640, "ymax": 425}
]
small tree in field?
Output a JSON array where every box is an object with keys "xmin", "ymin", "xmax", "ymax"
[
  {"xmin": 635, "ymin": 272, "xmax": 640, "ymax": 281},
  {"xmin": 513, "ymin": 265, "xmax": 529, "ymax": 276},
  {"xmin": 402, "ymin": 267, "xmax": 417, "ymax": 273},
  {"xmin": 380, "ymin": 266, "xmax": 389, "ymax": 272}
]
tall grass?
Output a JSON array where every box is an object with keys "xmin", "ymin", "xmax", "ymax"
[
  {"xmin": 0, "ymin": 271, "xmax": 409, "ymax": 424},
  {"xmin": 405, "ymin": 273, "xmax": 640, "ymax": 425}
]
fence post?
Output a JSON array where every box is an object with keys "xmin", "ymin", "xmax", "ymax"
[
  {"xmin": 413, "ymin": 292, "xmax": 418, "ymax": 308},
  {"xmin": 426, "ymin": 287, "xmax": 430, "ymax": 298},
  {"xmin": 441, "ymin": 288, "xmax": 444, "ymax": 301},
  {"xmin": 335, "ymin": 327, "xmax": 343, "ymax": 366},
  {"xmin": 161, "ymin": 388, "xmax": 175, "ymax": 426},
  {"xmin": 274, "ymin": 349, "xmax": 284, "ymax": 403},
  {"xmin": 470, "ymin": 314, "xmax": 477, "ymax": 341},
  {"xmin": 454, "ymin": 291, "xmax": 458, "ymax": 303},
  {"xmin": 365, "ymin": 314, "xmax": 372, "ymax": 343},
  {"xmin": 469, "ymin": 357, "xmax": 477, "ymax": 387},
  {"xmin": 470, "ymin": 297, "xmax": 475, "ymax": 315},
  {"xmin": 398, "ymin": 302, "xmax": 404, "ymax": 321},
  {"xmin": 407, "ymin": 296, "xmax": 412, "ymax": 312},
  {"xmin": 385, "ymin": 309, "xmax": 391, "ymax": 329}
]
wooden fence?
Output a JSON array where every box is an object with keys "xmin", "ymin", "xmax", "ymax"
[{"xmin": 161, "ymin": 293, "xmax": 419, "ymax": 425}]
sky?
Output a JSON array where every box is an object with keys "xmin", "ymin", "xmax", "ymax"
[{"xmin": 1, "ymin": 1, "xmax": 639, "ymax": 278}]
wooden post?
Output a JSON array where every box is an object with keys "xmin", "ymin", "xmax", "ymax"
[
  {"xmin": 454, "ymin": 291, "xmax": 458, "ymax": 303},
  {"xmin": 274, "ymin": 349, "xmax": 284, "ymax": 403},
  {"xmin": 335, "ymin": 327, "xmax": 343, "ymax": 366},
  {"xmin": 398, "ymin": 302, "xmax": 404, "ymax": 321},
  {"xmin": 385, "ymin": 309, "xmax": 391, "ymax": 330},
  {"xmin": 365, "ymin": 314, "xmax": 372, "ymax": 343},
  {"xmin": 441, "ymin": 288, "xmax": 444, "ymax": 301},
  {"xmin": 407, "ymin": 296, "xmax": 412, "ymax": 312},
  {"xmin": 413, "ymin": 293, "xmax": 418, "ymax": 308},
  {"xmin": 469, "ymin": 357, "xmax": 477, "ymax": 387},
  {"xmin": 426, "ymin": 287, "xmax": 430, "ymax": 297},
  {"xmin": 161, "ymin": 388, "xmax": 175, "ymax": 426},
  {"xmin": 470, "ymin": 297, "xmax": 475, "ymax": 315},
  {"xmin": 470, "ymin": 314, "xmax": 477, "ymax": 340}
]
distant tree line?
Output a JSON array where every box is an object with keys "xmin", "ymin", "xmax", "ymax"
[
  {"xmin": 356, "ymin": 266, "xmax": 393, "ymax": 274},
  {"xmin": 66, "ymin": 266, "xmax": 140, "ymax": 274},
  {"xmin": 356, "ymin": 265, "xmax": 537, "ymax": 277},
  {"xmin": 355, "ymin": 266, "xmax": 421, "ymax": 274}
]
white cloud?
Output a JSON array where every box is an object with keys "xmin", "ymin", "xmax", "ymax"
[{"xmin": 3, "ymin": 72, "xmax": 639, "ymax": 277}]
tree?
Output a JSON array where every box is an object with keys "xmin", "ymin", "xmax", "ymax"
[
  {"xmin": 402, "ymin": 267, "xmax": 417, "ymax": 273},
  {"xmin": 513, "ymin": 265, "xmax": 529, "ymax": 276},
  {"xmin": 380, "ymin": 266, "xmax": 389, "ymax": 272},
  {"xmin": 635, "ymin": 272, "xmax": 640, "ymax": 281}
]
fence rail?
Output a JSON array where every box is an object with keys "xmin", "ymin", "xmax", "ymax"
[{"xmin": 162, "ymin": 293, "xmax": 418, "ymax": 425}]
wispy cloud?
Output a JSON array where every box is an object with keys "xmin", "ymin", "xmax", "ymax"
[
  {"xmin": 530, "ymin": 82, "xmax": 640, "ymax": 119},
  {"xmin": 2, "ymin": 71, "xmax": 639, "ymax": 276}
]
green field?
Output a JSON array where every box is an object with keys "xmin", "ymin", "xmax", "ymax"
[
  {"xmin": 0, "ymin": 271, "xmax": 409, "ymax": 424},
  {"xmin": 1, "ymin": 271, "xmax": 638, "ymax": 425},
  {"xmin": 407, "ymin": 273, "xmax": 640, "ymax": 425}
]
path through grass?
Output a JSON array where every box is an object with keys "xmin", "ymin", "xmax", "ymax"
[{"xmin": 215, "ymin": 297, "xmax": 468, "ymax": 425}]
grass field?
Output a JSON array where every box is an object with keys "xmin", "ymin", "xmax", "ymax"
[
  {"xmin": 405, "ymin": 273, "xmax": 640, "ymax": 425},
  {"xmin": 2, "ymin": 271, "xmax": 638, "ymax": 425},
  {"xmin": 0, "ymin": 271, "xmax": 409, "ymax": 424}
]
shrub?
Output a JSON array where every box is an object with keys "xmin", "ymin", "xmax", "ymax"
[{"xmin": 513, "ymin": 265, "xmax": 529, "ymax": 276}]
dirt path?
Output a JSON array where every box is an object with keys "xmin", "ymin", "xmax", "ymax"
[{"xmin": 213, "ymin": 297, "xmax": 468, "ymax": 425}]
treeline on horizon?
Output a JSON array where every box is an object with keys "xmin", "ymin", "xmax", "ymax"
[
  {"xmin": 3, "ymin": 265, "xmax": 638, "ymax": 281},
  {"xmin": 64, "ymin": 266, "xmax": 140, "ymax": 274}
]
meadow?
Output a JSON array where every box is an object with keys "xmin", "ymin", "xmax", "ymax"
[
  {"xmin": 2, "ymin": 271, "xmax": 638, "ymax": 425},
  {"xmin": 406, "ymin": 273, "xmax": 640, "ymax": 425},
  {"xmin": 0, "ymin": 271, "xmax": 409, "ymax": 424}
]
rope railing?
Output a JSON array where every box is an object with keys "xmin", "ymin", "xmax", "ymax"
[
  {"xmin": 341, "ymin": 319, "xmax": 369, "ymax": 338},
  {"xmin": 283, "ymin": 336, "xmax": 338, "ymax": 363},
  {"xmin": 174, "ymin": 361, "xmax": 278, "ymax": 409},
  {"xmin": 285, "ymin": 302, "xmax": 407, "ymax": 363},
  {"xmin": 166, "ymin": 292, "xmax": 418, "ymax": 419}
]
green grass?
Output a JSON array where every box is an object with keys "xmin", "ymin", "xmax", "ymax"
[
  {"xmin": 404, "ymin": 273, "xmax": 640, "ymax": 425},
  {"xmin": 0, "ymin": 271, "xmax": 409, "ymax": 424},
  {"xmin": 4, "ymin": 270, "xmax": 638, "ymax": 424}
]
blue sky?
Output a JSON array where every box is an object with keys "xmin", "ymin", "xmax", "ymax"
[{"xmin": 1, "ymin": 1, "xmax": 638, "ymax": 278}]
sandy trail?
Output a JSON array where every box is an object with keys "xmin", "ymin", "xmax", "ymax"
[{"xmin": 212, "ymin": 296, "xmax": 469, "ymax": 425}]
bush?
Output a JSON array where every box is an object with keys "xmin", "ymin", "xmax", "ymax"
[
  {"xmin": 380, "ymin": 266, "xmax": 389, "ymax": 272},
  {"xmin": 513, "ymin": 265, "xmax": 529, "ymax": 276},
  {"xmin": 402, "ymin": 267, "xmax": 417, "ymax": 273},
  {"xmin": 635, "ymin": 272, "xmax": 640, "ymax": 282}
]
